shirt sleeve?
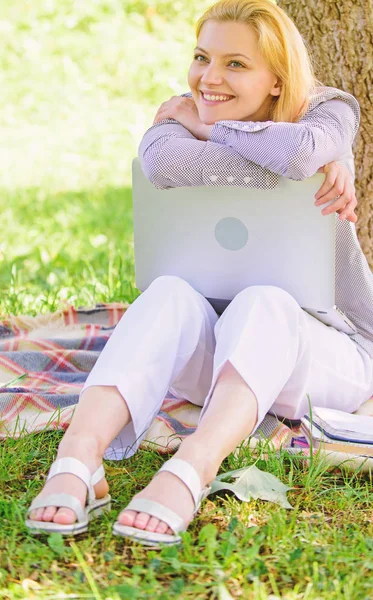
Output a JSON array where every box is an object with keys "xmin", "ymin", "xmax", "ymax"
[
  {"xmin": 139, "ymin": 93, "xmax": 359, "ymax": 189},
  {"xmin": 209, "ymin": 98, "xmax": 358, "ymax": 180},
  {"xmin": 138, "ymin": 119, "xmax": 279, "ymax": 190}
]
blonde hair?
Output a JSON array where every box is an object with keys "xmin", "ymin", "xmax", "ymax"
[{"xmin": 196, "ymin": 0, "xmax": 324, "ymax": 122}]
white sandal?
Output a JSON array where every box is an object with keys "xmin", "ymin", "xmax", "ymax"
[
  {"xmin": 112, "ymin": 458, "xmax": 211, "ymax": 547},
  {"xmin": 25, "ymin": 457, "xmax": 111, "ymax": 535}
]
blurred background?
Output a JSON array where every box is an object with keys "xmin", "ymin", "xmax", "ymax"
[
  {"xmin": 1, "ymin": 0, "xmax": 214, "ymax": 191},
  {"xmin": 0, "ymin": 0, "xmax": 211, "ymax": 315}
]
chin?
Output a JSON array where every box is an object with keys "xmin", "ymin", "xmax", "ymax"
[
  {"xmin": 198, "ymin": 111, "xmax": 222, "ymax": 125},
  {"xmin": 197, "ymin": 113, "xmax": 214, "ymax": 126},
  {"xmin": 199, "ymin": 107, "xmax": 235, "ymax": 124}
]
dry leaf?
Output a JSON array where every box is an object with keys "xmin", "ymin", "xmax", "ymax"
[{"xmin": 209, "ymin": 465, "xmax": 293, "ymax": 509}]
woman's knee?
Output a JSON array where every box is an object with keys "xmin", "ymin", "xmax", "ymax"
[
  {"xmin": 231, "ymin": 285, "xmax": 301, "ymax": 312},
  {"xmin": 147, "ymin": 275, "xmax": 197, "ymax": 299},
  {"xmin": 215, "ymin": 285, "xmax": 303, "ymax": 339},
  {"xmin": 145, "ymin": 275, "xmax": 215, "ymax": 322}
]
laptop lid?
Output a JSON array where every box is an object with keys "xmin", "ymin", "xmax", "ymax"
[{"xmin": 132, "ymin": 157, "xmax": 336, "ymax": 311}]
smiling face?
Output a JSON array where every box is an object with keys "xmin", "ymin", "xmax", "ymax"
[{"xmin": 187, "ymin": 20, "xmax": 281, "ymax": 124}]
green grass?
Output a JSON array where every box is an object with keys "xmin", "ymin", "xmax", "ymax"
[
  {"xmin": 1, "ymin": 1, "xmax": 373, "ymax": 598},
  {"xmin": 0, "ymin": 186, "xmax": 139, "ymax": 316},
  {"xmin": 2, "ymin": 433, "xmax": 373, "ymax": 599}
]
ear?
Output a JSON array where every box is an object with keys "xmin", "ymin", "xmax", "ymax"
[{"xmin": 271, "ymin": 79, "xmax": 282, "ymax": 97}]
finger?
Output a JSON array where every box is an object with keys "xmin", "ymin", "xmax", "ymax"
[
  {"xmin": 153, "ymin": 109, "xmax": 172, "ymax": 125},
  {"xmin": 314, "ymin": 163, "xmax": 338, "ymax": 201},
  {"xmin": 153, "ymin": 114, "xmax": 166, "ymax": 124},
  {"xmin": 320, "ymin": 194, "xmax": 347, "ymax": 215},
  {"xmin": 345, "ymin": 211, "xmax": 358, "ymax": 223},
  {"xmin": 153, "ymin": 107, "xmax": 165, "ymax": 124},
  {"xmin": 315, "ymin": 178, "xmax": 344, "ymax": 206},
  {"xmin": 339, "ymin": 204, "xmax": 358, "ymax": 222},
  {"xmin": 155, "ymin": 97, "xmax": 194, "ymax": 123},
  {"xmin": 315, "ymin": 179, "xmax": 342, "ymax": 204},
  {"xmin": 154, "ymin": 98, "xmax": 178, "ymax": 117},
  {"xmin": 337, "ymin": 191, "xmax": 357, "ymax": 214},
  {"xmin": 321, "ymin": 176, "xmax": 355, "ymax": 214},
  {"xmin": 338, "ymin": 194, "xmax": 357, "ymax": 221},
  {"xmin": 346, "ymin": 212, "xmax": 358, "ymax": 223},
  {"xmin": 319, "ymin": 176, "xmax": 353, "ymax": 211}
]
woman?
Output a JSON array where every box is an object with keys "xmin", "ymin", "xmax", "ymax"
[{"xmin": 26, "ymin": 0, "xmax": 373, "ymax": 547}]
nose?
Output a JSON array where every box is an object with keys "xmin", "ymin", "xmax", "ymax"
[{"xmin": 200, "ymin": 61, "xmax": 224, "ymax": 85}]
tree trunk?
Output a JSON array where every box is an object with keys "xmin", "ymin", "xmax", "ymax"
[{"xmin": 278, "ymin": 0, "xmax": 373, "ymax": 266}]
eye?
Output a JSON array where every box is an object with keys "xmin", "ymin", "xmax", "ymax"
[
  {"xmin": 229, "ymin": 60, "xmax": 244, "ymax": 68},
  {"xmin": 194, "ymin": 54, "xmax": 207, "ymax": 62}
]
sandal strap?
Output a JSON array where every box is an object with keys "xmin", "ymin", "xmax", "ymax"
[
  {"xmin": 27, "ymin": 493, "xmax": 85, "ymax": 523},
  {"xmin": 158, "ymin": 458, "xmax": 202, "ymax": 509},
  {"xmin": 91, "ymin": 465, "xmax": 105, "ymax": 487},
  {"xmin": 47, "ymin": 457, "xmax": 98, "ymax": 502},
  {"xmin": 125, "ymin": 498, "xmax": 185, "ymax": 534}
]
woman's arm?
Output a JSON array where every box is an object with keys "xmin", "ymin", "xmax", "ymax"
[
  {"xmin": 140, "ymin": 120, "xmax": 357, "ymax": 221},
  {"xmin": 139, "ymin": 120, "xmax": 279, "ymax": 190},
  {"xmin": 140, "ymin": 93, "xmax": 359, "ymax": 187},
  {"xmin": 139, "ymin": 89, "xmax": 359, "ymax": 220},
  {"xmin": 209, "ymin": 98, "xmax": 358, "ymax": 180}
]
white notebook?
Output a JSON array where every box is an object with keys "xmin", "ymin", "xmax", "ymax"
[{"xmin": 303, "ymin": 408, "xmax": 373, "ymax": 445}]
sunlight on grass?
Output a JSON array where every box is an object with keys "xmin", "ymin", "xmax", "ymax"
[{"xmin": 0, "ymin": 186, "xmax": 139, "ymax": 315}]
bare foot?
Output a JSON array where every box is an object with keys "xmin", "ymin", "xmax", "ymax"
[
  {"xmin": 118, "ymin": 443, "xmax": 216, "ymax": 536},
  {"xmin": 28, "ymin": 434, "xmax": 109, "ymax": 525}
]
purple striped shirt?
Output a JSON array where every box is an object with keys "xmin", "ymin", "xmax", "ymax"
[{"xmin": 139, "ymin": 86, "xmax": 373, "ymax": 357}]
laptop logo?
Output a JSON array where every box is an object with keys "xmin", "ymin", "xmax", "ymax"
[{"xmin": 215, "ymin": 217, "xmax": 248, "ymax": 251}]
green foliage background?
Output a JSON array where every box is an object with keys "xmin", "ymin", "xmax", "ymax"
[
  {"xmin": 0, "ymin": 0, "xmax": 211, "ymax": 191},
  {"xmin": 0, "ymin": 0, "xmax": 211, "ymax": 315}
]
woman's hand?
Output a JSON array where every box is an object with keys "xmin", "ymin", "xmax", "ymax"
[
  {"xmin": 153, "ymin": 96, "xmax": 213, "ymax": 141},
  {"xmin": 315, "ymin": 162, "xmax": 357, "ymax": 223}
]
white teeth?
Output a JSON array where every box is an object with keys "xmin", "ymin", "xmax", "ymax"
[{"xmin": 203, "ymin": 93, "xmax": 231, "ymax": 102}]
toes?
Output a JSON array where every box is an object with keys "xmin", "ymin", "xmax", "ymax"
[
  {"xmin": 41, "ymin": 507, "xmax": 58, "ymax": 521},
  {"xmin": 118, "ymin": 510, "xmax": 137, "ymax": 527},
  {"xmin": 118, "ymin": 511, "xmax": 171, "ymax": 535},
  {"xmin": 29, "ymin": 506, "xmax": 77, "ymax": 525},
  {"xmin": 133, "ymin": 512, "xmax": 151, "ymax": 530},
  {"xmin": 154, "ymin": 520, "xmax": 169, "ymax": 535},
  {"xmin": 145, "ymin": 516, "xmax": 160, "ymax": 532},
  {"xmin": 29, "ymin": 508, "xmax": 46, "ymax": 521},
  {"xmin": 52, "ymin": 507, "xmax": 77, "ymax": 525}
]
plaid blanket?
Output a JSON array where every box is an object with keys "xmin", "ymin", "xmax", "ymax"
[{"xmin": 1, "ymin": 303, "xmax": 372, "ymax": 470}]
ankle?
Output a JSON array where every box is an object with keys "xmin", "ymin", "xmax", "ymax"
[
  {"xmin": 175, "ymin": 434, "xmax": 222, "ymax": 485},
  {"xmin": 57, "ymin": 432, "xmax": 104, "ymax": 463}
]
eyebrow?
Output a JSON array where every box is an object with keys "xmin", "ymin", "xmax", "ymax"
[{"xmin": 194, "ymin": 46, "xmax": 253, "ymax": 62}]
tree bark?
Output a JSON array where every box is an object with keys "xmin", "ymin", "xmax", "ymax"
[{"xmin": 278, "ymin": 0, "xmax": 373, "ymax": 266}]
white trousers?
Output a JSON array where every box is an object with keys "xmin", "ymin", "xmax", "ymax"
[{"xmin": 80, "ymin": 276, "xmax": 373, "ymax": 460}]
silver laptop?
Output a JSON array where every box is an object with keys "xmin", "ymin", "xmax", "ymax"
[{"xmin": 132, "ymin": 158, "xmax": 356, "ymax": 335}]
